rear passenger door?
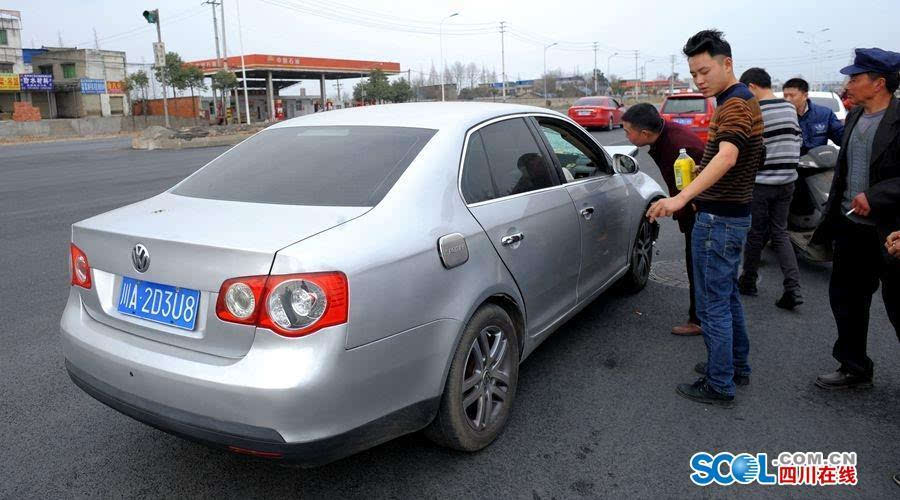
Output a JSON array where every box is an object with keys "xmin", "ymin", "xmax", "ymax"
[{"xmin": 461, "ymin": 117, "xmax": 581, "ymax": 336}]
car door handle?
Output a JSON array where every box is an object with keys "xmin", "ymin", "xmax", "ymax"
[
  {"xmin": 501, "ymin": 232, "xmax": 524, "ymax": 246},
  {"xmin": 580, "ymin": 207, "xmax": 595, "ymax": 220}
]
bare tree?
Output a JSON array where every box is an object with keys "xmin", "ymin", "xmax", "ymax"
[
  {"xmin": 452, "ymin": 61, "xmax": 466, "ymax": 92},
  {"xmin": 427, "ymin": 63, "xmax": 439, "ymax": 86},
  {"xmin": 466, "ymin": 62, "xmax": 479, "ymax": 89}
]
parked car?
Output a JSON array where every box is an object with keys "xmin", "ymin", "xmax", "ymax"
[
  {"xmin": 567, "ymin": 96, "xmax": 625, "ymax": 130},
  {"xmin": 61, "ymin": 103, "xmax": 665, "ymax": 466},
  {"xmin": 774, "ymin": 90, "xmax": 847, "ymax": 122},
  {"xmin": 659, "ymin": 92, "xmax": 716, "ymax": 143}
]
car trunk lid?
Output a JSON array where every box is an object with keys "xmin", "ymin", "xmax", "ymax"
[{"xmin": 72, "ymin": 192, "xmax": 368, "ymax": 358}]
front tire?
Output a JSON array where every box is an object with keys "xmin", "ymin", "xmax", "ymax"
[
  {"xmin": 424, "ymin": 304, "xmax": 519, "ymax": 452},
  {"xmin": 618, "ymin": 216, "xmax": 654, "ymax": 293}
]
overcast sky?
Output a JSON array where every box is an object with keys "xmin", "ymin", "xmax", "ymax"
[{"xmin": 6, "ymin": 0, "xmax": 896, "ymax": 97}]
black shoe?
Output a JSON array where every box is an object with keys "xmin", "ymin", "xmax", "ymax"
[
  {"xmin": 815, "ymin": 369, "xmax": 873, "ymax": 390},
  {"xmin": 893, "ymin": 472, "xmax": 900, "ymax": 487},
  {"xmin": 738, "ymin": 275, "xmax": 758, "ymax": 296},
  {"xmin": 694, "ymin": 362, "xmax": 750, "ymax": 386},
  {"xmin": 676, "ymin": 378, "xmax": 734, "ymax": 407},
  {"xmin": 776, "ymin": 290, "xmax": 804, "ymax": 310}
]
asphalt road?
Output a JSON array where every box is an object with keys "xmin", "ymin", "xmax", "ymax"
[{"xmin": 1, "ymin": 131, "xmax": 897, "ymax": 499}]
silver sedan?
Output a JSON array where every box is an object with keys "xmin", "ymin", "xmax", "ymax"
[{"xmin": 61, "ymin": 102, "xmax": 665, "ymax": 465}]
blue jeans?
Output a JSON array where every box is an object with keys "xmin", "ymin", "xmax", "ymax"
[{"xmin": 692, "ymin": 211, "xmax": 752, "ymax": 396}]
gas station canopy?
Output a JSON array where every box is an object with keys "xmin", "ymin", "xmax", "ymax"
[{"xmin": 187, "ymin": 54, "xmax": 401, "ymax": 91}]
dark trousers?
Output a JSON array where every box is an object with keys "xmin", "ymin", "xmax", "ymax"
[
  {"xmin": 741, "ymin": 183, "xmax": 801, "ymax": 292},
  {"xmin": 829, "ymin": 216, "xmax": 900, "ymax": 377},
  {"xmin": 679, "ymin": 210, "xmax": 700, "ymax": 325}
]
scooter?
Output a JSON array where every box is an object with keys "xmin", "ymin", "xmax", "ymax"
[{"xmin": 788, "ymin": 144, "xmax": 839, "ymax": 262}]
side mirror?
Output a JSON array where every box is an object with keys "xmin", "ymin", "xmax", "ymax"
[{"xmin": 613, "ymin": 153, "xmax": 638, "ymax": 174}]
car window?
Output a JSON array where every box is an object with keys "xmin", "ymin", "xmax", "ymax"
[
  {"xmin": 460, "ymin": 131, "xmax": 496, "ymax": 204},
  {"xmin": 811, "ymin": 96, "xmax": 840, "ymax": 112},
  {"xmin": 172, "ymin": 126, "xmax": 435, "ymax": 206},
  {"xmin": 661, "ymin": 98, "xmax": 707, "ymax": 114},
  {"xmin": 574, "ymin": 97, "xmax": 603, "ymax": 107},
  {"xmin": 478, "ymin": 118, "xmax": 556, "ymax": 198},
  {"xmin": 536, "ymin": 119, "xmax": 608, "ymax": 180},
  {"xmin": 610, "ymin": 99, "xmax": 620, "ymax": 108}
]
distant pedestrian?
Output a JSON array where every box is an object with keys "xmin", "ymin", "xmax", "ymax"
[
  {"xmin": 811, "ymin": 48, "xmax": 900, "ymax": 390},
  {"xmin": 782, "ymin": 77, "xmax": 845, "ymax": 155},
  {"xmin": 622, "ymin": 103, "xmax": 705, "ymax": 336},
  {"xmin": 647, "ymin": 29, "xmax": 765, "ymax": 406},
  {"xmin": 736, "ymin": 67, "xmax": 804, "ymax": 309}
]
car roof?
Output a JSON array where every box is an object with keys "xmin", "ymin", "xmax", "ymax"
[{"xmin": 269, "ymin": 102, "xmax": 565, "ymax": 131}]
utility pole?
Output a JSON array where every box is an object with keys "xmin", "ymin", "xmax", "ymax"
[
  {"xmin": 235, "ymin": 0, "xmax": 251, "ymax": 124},
  {"xmin": 670, "ymin": 54, "xmax": 675, "ymax": 94},
  {"xmin": 634, "ymin": 50, "xmax": 640, "ymax": 101},
  {"xmin": 220, "ymin": 0, "xmax": 236, "ymax": 123},
  {"xmin": 203, "ymin": 0, "xmax": 224, "ymax": 123},
  {"xmin": 500, "ymin": 20, "xmax": 507, "ymax": 101},
  {"xmin": 593, "ymin": 42, "xmax": 598, "ymax": 95},
  {"xmin": 143, "ymin": 9, "xmax": 169, "ymax": 127}
]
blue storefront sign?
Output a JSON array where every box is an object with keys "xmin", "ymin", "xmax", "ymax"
[
  {"xmin": 19, "ymin": 73, "xmax": 54, "ymax": 91},
  {"xmin": 80, "ymin": 78, "xmax": 106, "ymax": 94}
]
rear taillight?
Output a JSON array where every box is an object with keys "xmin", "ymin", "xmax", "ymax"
[
  {"xmin": 70, "ymin": 243, "xmax": 92, "ymax": 289},
  {"xmin": 215, "ymin": 271, "xmax": 348, "ymax": 337}
]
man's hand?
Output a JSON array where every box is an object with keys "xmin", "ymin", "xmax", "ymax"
[
  {"xmin": 647, "ymin": 196, "xmax": 687, "ymax": 222},
  {"xmin": 887, "ymin": 230, "xmax": 900, "ymax": 258},
  {"xmin": 850, "ymin": 192, "xmax": 871, "ymax": 217}
]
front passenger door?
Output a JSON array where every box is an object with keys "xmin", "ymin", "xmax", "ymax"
[
  {"xmin": 462, "ymin": 117, "xmax": 581, "ymax": 336},
  {"xmin": 534, "ymin": 117, "xmax": 630, "ymax": 300}
]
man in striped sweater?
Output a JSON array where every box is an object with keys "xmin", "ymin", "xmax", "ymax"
[
  {"xmin": 648, "ymin": 29, "xmax": 764, "ymax": 407},
  {"xmin": 737, "ymin": 68, "xmax": 804, "ymax": 310}
]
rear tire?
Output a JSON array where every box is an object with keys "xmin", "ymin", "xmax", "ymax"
[
  {"xmin": 424, "ymin": 304, "xmax": 519, "ymax": 452},
  {"xmin": 618, "ymin": 216, "xmax": 654, "ymax": 294}
]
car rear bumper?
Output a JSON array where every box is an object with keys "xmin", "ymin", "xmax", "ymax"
[
  {"xmin": 570, "ymin": 115, "xmax": 609, "ymax": 126},
  {"xmin": 66, "ymin": 359, "xmax": 438, "ymax": 466},
  {"xmin": 60, "ymin": 287, "xmax": 458, "ymax": 465}
]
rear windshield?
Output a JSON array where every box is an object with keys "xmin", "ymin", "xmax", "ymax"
[
  {"xmin": 811, "ymin": 96, "xmax": 840, "ymax": 112},
  {"xmin": 662, "ymin": 97, "xmax": 706, "ymax": 114},
  {"xmin": 574, "ymin": 97, "xmax": 604, "ymax": 106},
  {"xmin": 172, "ymin": 126, "xmax": 436, "ymax": 206}
]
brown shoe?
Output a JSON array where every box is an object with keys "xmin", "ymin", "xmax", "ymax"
[{"xmin": 671, "ymin": 322, "xmax": 702, "ymax": 336}]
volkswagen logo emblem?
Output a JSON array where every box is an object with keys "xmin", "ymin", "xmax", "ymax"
[{"xmin": 132, "ymin": 244, "xmax": 150, "ymax": 273}]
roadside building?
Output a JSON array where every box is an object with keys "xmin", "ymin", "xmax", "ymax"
[
  {"xmin": 0, "ymin": 9, "xmax": 24, "ymax": 116},
  {"xmin": 31, "ymin": 47, "xmax": 129, "ymax": 118}
]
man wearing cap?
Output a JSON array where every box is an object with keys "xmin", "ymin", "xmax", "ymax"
[{"xmin": 812, "ymin": 48, "xmax": 900, "ymax": 390}]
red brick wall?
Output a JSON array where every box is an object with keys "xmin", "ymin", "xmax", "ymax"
[
  {"xmin": 132, "ymin": 96, "xmax": 202, "ymax": 118},
  {"xmin": 13, "ymin": 101, "xmax": 41, "ymax": 122}
]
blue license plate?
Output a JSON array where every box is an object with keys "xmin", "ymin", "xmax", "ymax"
[
  {"xmin": 117, "ymin": 277, "xmax": 201, "ymax": 331},
  {"xmin": 674, "ymin": 118, "xmax": 693, "ymax": 125}
]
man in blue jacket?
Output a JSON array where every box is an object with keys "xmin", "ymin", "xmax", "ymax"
[{"xmin": 782, "ymin": 78, "xmax": 845, "ymax": 154}]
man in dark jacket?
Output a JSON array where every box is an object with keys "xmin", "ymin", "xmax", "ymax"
[
  {"xmin": 783, "ymin": 78, "xmax": 845, "ymax": 155},
  {"xmin": 812, "ymin": 48, "xmax": 900, "ymax": 390},
  {"xmin": 623, "ymin": 103, "xmax": 706, "ymax": 336}
]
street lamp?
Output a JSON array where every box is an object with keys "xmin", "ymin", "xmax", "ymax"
[
  {"xmin": 606, "ymin": 52, "xmax": 619, "ymax": 92},
  {"xmin": 439, "ymin": 12, "xmax": 459, "ymax": 102},
  {"xmin": 543, "ymin": 42, "xmax": 557, "ymax": 99},
  {"xmin": 798, "ymin": 28, "xmax": 830, "ymax": 91}
]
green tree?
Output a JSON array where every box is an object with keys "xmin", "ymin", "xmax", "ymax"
[
  {"xmin": 183, "ymin": 65, "xmax": 207, "ymax": 124},
  {"xmin": 211, "ymin": 70, "xmax": 238, "ymax": 122},
  {"xmin": 389, "ymin": 78, "xmax": 413, "ymax": 103},
  {"xmin": 153, "ymin": 52, "xmax": 187, "ymax": 114},
  {"xmin": 129, "ymin": 70, "xmax": 150, "ymax": 118}
]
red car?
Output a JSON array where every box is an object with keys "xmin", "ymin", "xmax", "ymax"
[
  {"xmin": 659, "ymin": 93, "xmax": 716, "ymax": 143},
  {"xmin": 568, "ymin": 96, "xmax": 624, "ymax": 130}
]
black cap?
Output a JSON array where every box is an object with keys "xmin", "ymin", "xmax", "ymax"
[{"xmin": 839, "ymin": 48, "xmax": 900, "ymax": 76}]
